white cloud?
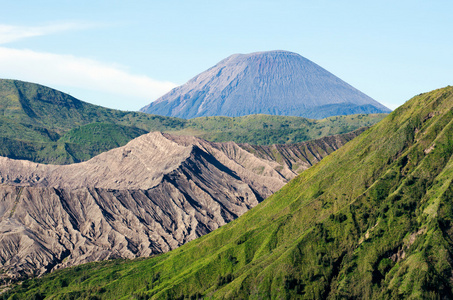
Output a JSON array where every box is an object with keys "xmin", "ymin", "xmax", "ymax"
[
  {"xmin": 0, "ymin": 23, "xmax": 95, "ymax": 44},
  {"xmin": 0, "ymin": 47, "xmax": 177, "ymax": 110}
]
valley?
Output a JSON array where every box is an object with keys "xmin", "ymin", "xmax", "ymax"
[{"xmin": 5, "ymin": 86, "xmax": 453, "ymax": 299}]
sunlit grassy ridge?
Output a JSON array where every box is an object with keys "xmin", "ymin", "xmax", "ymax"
[
  {"xmin": 6, "ymin": 86, "xmax": 453, "ymax": 299},
  {"xmin": 0, "ymin": 79, "xmax": 385, "ymax": 164}
]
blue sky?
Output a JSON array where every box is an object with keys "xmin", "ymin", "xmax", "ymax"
[{"xmin": 1, "ymin": 0, "xmax": 452, "ymax": 111}]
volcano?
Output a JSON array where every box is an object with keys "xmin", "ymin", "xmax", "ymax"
[{"xmin": 140, "ymin": 50, "xmax": 390, "ymax": 119}]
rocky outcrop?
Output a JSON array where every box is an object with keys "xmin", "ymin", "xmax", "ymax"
[
  {"xmin": 0, "ymin": 130, "xmax": 361, "ymax": 278},
  {"xmin": 140, "ymin": 50, "xmax": 391, "ymax": 119}
]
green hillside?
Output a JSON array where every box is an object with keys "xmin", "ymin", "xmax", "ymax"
[
  {"xmin": 0, "ymin": 79, "xmax": 185, "ymax": 133},
  {"xmin": 0, "ymin": 123, "xmax": 149, "ymax": 164},
  {"xmin": 0, "ymin": 79, "xmax": 385, "ymax": 164},
  {"xmin": 181, "ymin": 113, "xmax": 384, "ymax": 145},
  {"xmin": 6, "ymin": 86, "xmax": 453, "ymax": 299}
]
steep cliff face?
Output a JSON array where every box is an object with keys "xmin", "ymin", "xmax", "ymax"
[
  {"xmin": 141, "ymin": 50, "xmax": 390, "ymax": 119},
  {"xmin": 0, "ymin": 131, "xmax": 360, "ymax": 278}
]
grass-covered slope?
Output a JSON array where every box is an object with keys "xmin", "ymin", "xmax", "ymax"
[
  {"xmin": 0, "ymin": 122, "xmax": 149, "ymax": 164},
  {"xmin": 0, "ymin": 79, "xmax": 385, "ymax": 164},
  {"xmin": 0, "ymin": 79, "xmax": 185, "ymax": 133},
  {"xmin": 6, "ymin": 86, "xmax": 453, "ymax": 299}
]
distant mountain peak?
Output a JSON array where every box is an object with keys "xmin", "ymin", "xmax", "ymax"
[{"xmin": 141, "ymin": 50, "xmax": 390, "ymax": 119}]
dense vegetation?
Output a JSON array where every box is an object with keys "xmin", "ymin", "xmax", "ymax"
[
  {"xmin": 180, "ymin": 113, "xmax": 384, "ymax": 145},
  {"xmin": 0, "ymin": 79, "xmax": 385, "ymax": 164},
  {"xmin": 5, "ymin": 86, "xmax": 453, "ymax": 299}
]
